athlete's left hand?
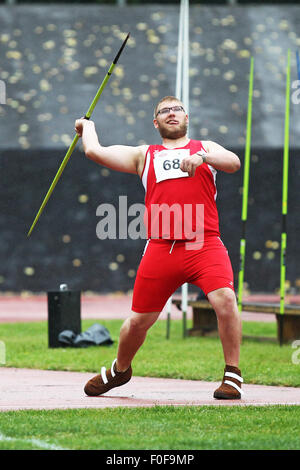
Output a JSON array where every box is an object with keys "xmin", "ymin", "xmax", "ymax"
[{"xmin": 180, "ymin": 153, "xmax": 205, "ymax": 177}]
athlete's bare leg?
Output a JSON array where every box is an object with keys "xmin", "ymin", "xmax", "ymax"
[
  {"xmin": 207, "ymin": 287, "xmax": 242, "ymax": 367},
  {"xmin": 116, "ymin": 311, "xmax": 161, "ymax": 372}
]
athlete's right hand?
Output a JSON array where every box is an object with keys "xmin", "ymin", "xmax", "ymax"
[{"xmin": 75, "ymin": 117, "xmax": 94, "ymax": 137}]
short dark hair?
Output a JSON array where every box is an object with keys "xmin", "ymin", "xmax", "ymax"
[{"xmin": 154, "ymin": 96, "xmax": 184, "ymax": 118}]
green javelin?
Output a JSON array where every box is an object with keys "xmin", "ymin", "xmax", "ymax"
[
  {"xmin": 238, "ymin": 57, "xmax": 254, "ymax": 312},
  {"xmin": 27, "ymin": 33, "xmax": 130, "ymax": 237},
  {"xmin": 280, "ymin": 49, "xmax": 291, "ymax": 314}
]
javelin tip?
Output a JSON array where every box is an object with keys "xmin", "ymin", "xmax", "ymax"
[{"xmin": 113, "ymin": 32, "xmax": 130, "ymax": 64}]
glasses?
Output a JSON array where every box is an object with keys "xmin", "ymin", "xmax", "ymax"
[{"xmin": 156, "ymin": 105, "xmax": 185, "ymax": 117}]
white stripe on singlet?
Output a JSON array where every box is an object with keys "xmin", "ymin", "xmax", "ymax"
[
  {"xmin": 142, "ymin": 148, "xmax": 151, "ymax": 192},
  {"xmin": 207, "ymin": 164, "xmax": 217, "ymax": 201}
]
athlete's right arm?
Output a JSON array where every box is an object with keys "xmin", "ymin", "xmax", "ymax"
[{"xmin": 75, "ymin": 118, "xmax": 147, "ymax": 176}]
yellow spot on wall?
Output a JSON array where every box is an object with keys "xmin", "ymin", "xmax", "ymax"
[
  {"xmin": 62, "ymin": 234, "xmax": 71, "ymax": 243},
  {"xmin": 24, "ymin": 267, "xmax": 35, "ymax": 276},
  {"xmin": 78, "ymin": 194, "xmax": 89, "ymax": 203},
  {"xmin": 73, "ymin": 259, "xmax": 82, "ymax": 267}
]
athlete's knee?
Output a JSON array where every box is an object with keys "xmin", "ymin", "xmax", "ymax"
[
  {"xmin": 127, "ymin": 311, "xmax": 160, "ymax": 333},
  {"xmin": 208, "ymin": 288, "xmax": 237, "ymax": 317}
]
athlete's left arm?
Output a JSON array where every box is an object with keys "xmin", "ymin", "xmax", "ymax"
[
  {"xmin": 200, "ymin": 141, "xmax": 241, "ymax": 173},
  {"xmin": 180, "ymin": 141, "xmax": 240, "ymax": 176}
]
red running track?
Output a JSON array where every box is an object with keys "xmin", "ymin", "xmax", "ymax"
[
  {"xmin": 1, "ymin": 367, "xmax": 300, "ymax": 411},
  {"xmin": 1, "ymin": 293, "xmax": 298, "ymax": 323}
]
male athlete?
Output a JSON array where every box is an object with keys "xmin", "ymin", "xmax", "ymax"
[{"xmin": 75, "ymin": 96, "xmax": 243, "ymax": 399}]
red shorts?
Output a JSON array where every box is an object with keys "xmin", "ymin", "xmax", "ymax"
[{"xmin": 131, "ymin": 236, "xmax": 234, "ymax": 313}]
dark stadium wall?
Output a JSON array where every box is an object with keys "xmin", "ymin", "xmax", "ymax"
[{"xmin": 1, "ymin": 147, "xmax": 299, "ymax": 294}]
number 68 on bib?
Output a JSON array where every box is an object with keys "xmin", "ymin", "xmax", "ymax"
[{"xmin": 153, "ymin": 149, "xmax": 190, "ymax": 183}]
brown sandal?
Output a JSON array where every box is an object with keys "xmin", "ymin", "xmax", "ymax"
[
  {"xmin": 213, "ymin": 365, "xmax": 244, "ymax": 399},
  {"xmin": 84, "ymin": 359, "xmax": 132, "ymax": 396}
]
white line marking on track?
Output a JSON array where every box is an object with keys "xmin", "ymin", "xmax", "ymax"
[{"xmin": 0, "ymin": 432, "xmax": 67, "ymax": 450}]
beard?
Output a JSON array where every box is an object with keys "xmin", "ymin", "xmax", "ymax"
[{"xmin": 156, "ymin": 121, "xmax": 188, "ymax": 139}]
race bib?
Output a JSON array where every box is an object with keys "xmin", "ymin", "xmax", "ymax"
[{"xmin": 153, "ymin": 149, "xmax": 190, "ymax": 183}]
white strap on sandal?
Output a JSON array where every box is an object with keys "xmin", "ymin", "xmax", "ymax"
[
  {"xmin": 224, "ymin": 371, "xmax": 244, "ymax": 395},
  {"xmin": 101, "ymin": 367, "xmax": 108, "ymax": 384},
  {"xmin": 224, "ymin": 380, "xmax": 244, "ymax": 395},
  {"xmin": 101, "ymin": 358, "xmax": 117, "ymax": 384},
  {"xmin": 111, "ymin": 358, "xmax": 117, "ymax": 377},
  {"xmin": 225, "ymin": 371, "xmax": 243, "ymax": 383}
]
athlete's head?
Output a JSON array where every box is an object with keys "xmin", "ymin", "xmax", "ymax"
[{"xmin": 153, "ymin": 96, "xmax": 188, "ymax": 139}]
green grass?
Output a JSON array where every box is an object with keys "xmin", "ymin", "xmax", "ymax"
[
  {"xmin": 0, "ymin": 318, "xmax": 299, "ymax": 386},
  {"xmin": 0, "ymin": 319, "xmax": 299, "ymax": 450},
  {"xmin": 0, "ymin": 406, "xmax": 299, "ymax": 450}
]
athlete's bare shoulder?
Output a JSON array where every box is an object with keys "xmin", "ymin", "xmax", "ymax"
[
  {"xmin": 136, "ymin": 144, "xmax": 149, "ymax": 177},
  {"xmin": 201, "ymin": 140, "xmax": 227, "ymax": 152}
]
